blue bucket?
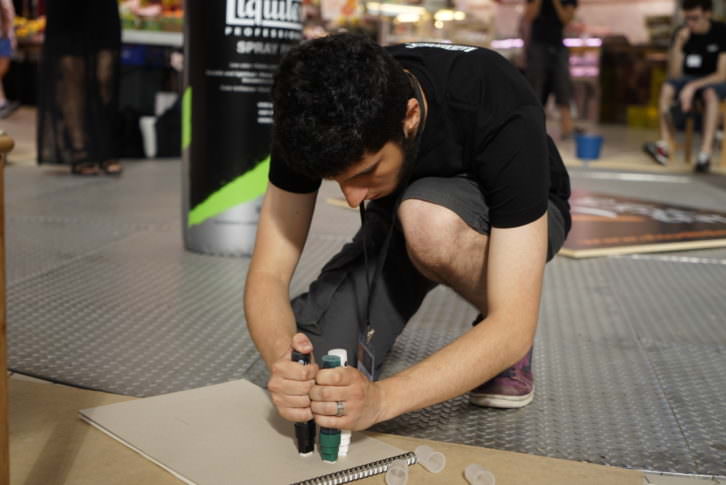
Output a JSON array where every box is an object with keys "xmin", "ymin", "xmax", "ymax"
[{"xmin": 575, "ymin": 134, "xmax": 604, "ymax": 160}]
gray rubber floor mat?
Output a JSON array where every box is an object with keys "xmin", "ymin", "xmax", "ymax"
[
  {"xmin": 8, "ymin": 220, "xmax": 348, "ymax": 397},
  {"xmin": 9, "ymin": 163, "xmax": 179, "ymax": 225},
  {"xmin": 5, "ymin": 162, "xmax": 726, "ymax": 476},
  {"xmin": 8, "ymin": 228, "xmax": 253, "ymax": 396},
  {"xmin": 5, "ymin": 165, "xmax": 104, "ymax": 204},
  {"xmin": 373, "ymin": 257, "xmax": 726, "ymax": 475},
  {"xmin": 7, "ymin": 216, "xmax": 138, "ymax": 285}
]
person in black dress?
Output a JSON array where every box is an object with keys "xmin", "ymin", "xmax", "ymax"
[{"xmin": 37, "ymin": 0, "xmax": 122, "ymax": 175}]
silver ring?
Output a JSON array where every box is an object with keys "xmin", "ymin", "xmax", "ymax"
[{"xmin": 335, "ymin": 400, "xmax": 345, "ymax": 417}]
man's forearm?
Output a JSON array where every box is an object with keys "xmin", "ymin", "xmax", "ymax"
[
  {"xmin": 668, "ymin": 29, "xmax": 688, "ymax": 78},
  {"xmin": 375, "ymin": 313, "xmax": 535, "ymax": 422},
  {"xmin": 688, "ymin": 71, "xmax": 726, "ymax": 90},
  {"xmin": 244, "ymin": 272, "xmax": 298, "ymax": 368}
]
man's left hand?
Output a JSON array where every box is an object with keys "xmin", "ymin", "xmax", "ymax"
[{"xmin": 309, "ymin": 366, "xmax": 384, "ymax": 431}]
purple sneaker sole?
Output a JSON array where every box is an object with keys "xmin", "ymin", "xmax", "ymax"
[{"xmin": 469, "ymin": 386, "xmax": 535, "ymax": 408}]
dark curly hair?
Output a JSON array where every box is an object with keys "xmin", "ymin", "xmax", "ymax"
[
  {"xmin": 682, "ymin": 0, "xmax": 711, "ymax": 10},
  {"xmin": 272, "ymin": 33, "xmax": 412, "ymax": 179}
]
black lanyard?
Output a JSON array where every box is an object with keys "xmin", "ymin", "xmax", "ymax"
[{"xmin": 357, "ymin": 71, "xmax": 428, "ymax": 344}]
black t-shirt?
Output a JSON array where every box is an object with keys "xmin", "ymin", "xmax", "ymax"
[
  {"xmin": 680, "ymin": 20, "xmax": 726, "ymax": 77},
  {"xmin": 528, "ymin": 0, "xmax": 578, "ymax": 46},
  {"xmin": 269, "ymin": 43, "xmax": 572, "ymax": 233}
]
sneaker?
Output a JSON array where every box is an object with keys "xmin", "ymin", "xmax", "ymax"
[
  {"xmin": 0, "ymin": 101, "xmax": 19, "ymax": 119},
  {"xmin": 643, "ymin": 141, "xmax": 669, "ymax": 166},
  {"xmin": 694, "ymin": 152, "xmax": 711, "ymax": 173},
  {"xmin": 469, "ymin": 348, "xmax": 534, "ymax": 408}
]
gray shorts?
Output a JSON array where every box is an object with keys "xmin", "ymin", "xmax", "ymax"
[
  {"xmin": 666, "ymin": 76, "xmax": 726, "ymax": 100},
  {"xmin": 292, "ymin": 175, "xmax": 567, "ymax": 374},
  {"xmin": 525, "ymin": 43, "xmax": 572, "ymax": 107}
]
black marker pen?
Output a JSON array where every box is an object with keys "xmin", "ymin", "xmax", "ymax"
[{"xmin": 291, "ymin": 350, "xmax": 316, "ymax": 456}]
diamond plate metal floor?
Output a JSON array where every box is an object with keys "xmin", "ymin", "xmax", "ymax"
[{"xmin": 6, "ymin": 161, "xmax": 726, "ymax": 476}]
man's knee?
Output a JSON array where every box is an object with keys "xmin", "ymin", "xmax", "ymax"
[
  {"xmin": 702, "ymin": 87, "xmax": 718, "ymax": 104},
  {"xmin": 398, "ymin": 198, "xmax": 469, "ymax": 280},
  {"xmin": 660, "ymin": 83, "xmax": 675, "ymax": 103}
]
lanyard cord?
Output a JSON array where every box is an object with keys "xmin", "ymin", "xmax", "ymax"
[{"xmin": 358, "ymin": 71, "xmax": 428, "ymax": 343}]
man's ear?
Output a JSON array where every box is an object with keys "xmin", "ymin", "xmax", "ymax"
[{"xmin": 402, "ymin": 98, "xmax": 420, "ymax": 138}]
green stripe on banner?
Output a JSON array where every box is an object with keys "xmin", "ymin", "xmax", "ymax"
[
  {"xmin": 188, "ymin": 156, "xmax": 270, "ymax": 227},
  {"xmin": 182, "ymin": 87, "xmax": 192, "ymax": 150}
]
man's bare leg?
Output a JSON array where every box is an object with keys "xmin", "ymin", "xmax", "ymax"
[
  {"xmin": 559, "ymin": 104, "xmax": 573, "ymax": 139},
  {"xmin": 398, "ymin": 198, "xmax": 488, "ymax": 312},
  {"xmin": 398, "ymin": 198, "xmax": 534, "ymax": 408},
  {"xmin": 659, "ymin": 83, "xmax": 677, "ymax": 152},
  {"xmin": 699, "ymin": 88, "xmax": 719, "ymax": 158}
]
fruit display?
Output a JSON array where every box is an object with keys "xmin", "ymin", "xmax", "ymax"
[
  {"xmin": 13, "ymin": 16, "xmax": 46, "ymax": 41},
  {"xmin": 119, "ymin": 0, "xmax": 183, "ymax": 32}
]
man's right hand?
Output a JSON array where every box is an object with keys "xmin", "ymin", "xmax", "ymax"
[
  {"xmin": 267, "ymin": 333, "xmax": 319, "ymax": 422},
  {"xmin": 675, "ymin": 27, "xmax": 690, "ymax": 47}
]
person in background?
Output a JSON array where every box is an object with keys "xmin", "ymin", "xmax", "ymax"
[
  {"xmin": 643, "ymin": 0, "xmax": 726, "ymax": 173},
  {"xmin": 524, "ymin": 0, "xmax": 578, "ymax": 139},
  {"xmin": 0, "ymin": 0, "xmax": 16, "ymax": 118},
  {"xmin": 37, "ymin": 0, "xmax": 122, "ymax": 176}
]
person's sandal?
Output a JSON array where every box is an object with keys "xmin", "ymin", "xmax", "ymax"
[
  {"xmin": 100, "ymin": 160, "xmax": 123, "ymax": 176},
  {"xmin": 70, "ymin": 162, "xmax": 100, "ymax": 176}
]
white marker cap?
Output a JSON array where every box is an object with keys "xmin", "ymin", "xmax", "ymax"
[
  {"xmin": 464, "ymin": 464, "xmax": 496, "ymax": 485},
  {"xmin": 328, "ymin": 349, "xmax": 350, "ymax": 457},
  {"xmin": 385, "ymin": 459, "xmax": 409, "ymax": 485},
  {"xmin": 328, "ymin": 349, "xmax": 348, "ymax": 366},
  {"xmin": 415, "ymin": 445, "xmax": 446, "ymax": 473},
  {"xmin": 338, "ymin": 431, "xmax": 351, "ymax": 457}
]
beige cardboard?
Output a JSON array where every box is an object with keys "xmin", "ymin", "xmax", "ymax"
[
  {"xmin": 11, "ymin": 377, "xmax": 644, "ymax": 485},
  {"xmin": 80, "ymin": 379, "xmax": 410, "ymax": 484}
]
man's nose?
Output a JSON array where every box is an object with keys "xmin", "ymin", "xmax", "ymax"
[{"xmin": 340, "ymin": 185, "xmax": 368, "ymax": 208}]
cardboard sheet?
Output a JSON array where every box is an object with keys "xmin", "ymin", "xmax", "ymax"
[
  {"xmin": 80, "ymin": 379, "xmax": 408, "ymax": 484},
  {"xmin": 10, "ymin": 378, "xmax": 645, "ymax": 485}
]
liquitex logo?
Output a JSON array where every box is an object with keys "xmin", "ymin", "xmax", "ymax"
[{"xmin": 226, "ymin": 0, "xmax": 302, "ymax": 30}]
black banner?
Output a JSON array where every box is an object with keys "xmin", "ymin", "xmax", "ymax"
[{"xmin": 184, "ymin": 0, "xmax": 301, "ymax": 215}]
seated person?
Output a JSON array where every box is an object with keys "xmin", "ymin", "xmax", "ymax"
[{"xmin": 644, "ymin": 0, "xmax": 726, "ymax": 172}]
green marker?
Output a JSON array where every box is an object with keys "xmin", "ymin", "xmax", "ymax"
[{"xmin": 319, "ymin": 354, "xmax": 341, "ymax": 463}]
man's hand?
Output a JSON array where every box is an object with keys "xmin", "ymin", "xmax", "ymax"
[
  {"xmin": 310, "ymin": 366, "xmax": 384, "ymax": 431},
  {"xmin": 266, "ymin": 333, "xmax": 319, "ymax": 423},
  {"xmin": 675, "ymin": 27, "xmax": 691, "ymax": 47}
]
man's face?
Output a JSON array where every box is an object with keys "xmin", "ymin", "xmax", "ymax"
[
  {"xmin": 683, "ymin": 7, "xmax": 711, "ymax": 33},
  {"xmin": 329, "ymin": 140, "xmax": 407, "ymax": 208},
  {"xmin": 329, "ymin": 96, "xmax": 423, "ymax": 208}
]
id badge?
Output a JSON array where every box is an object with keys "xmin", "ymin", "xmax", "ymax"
[
  {"xmin": 356, "ymin": 333, "xmax": 376, "ymax": 381},
  {"xmin": 686, "ymin": 54, "xmax": 702, "ymax": 68}
]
